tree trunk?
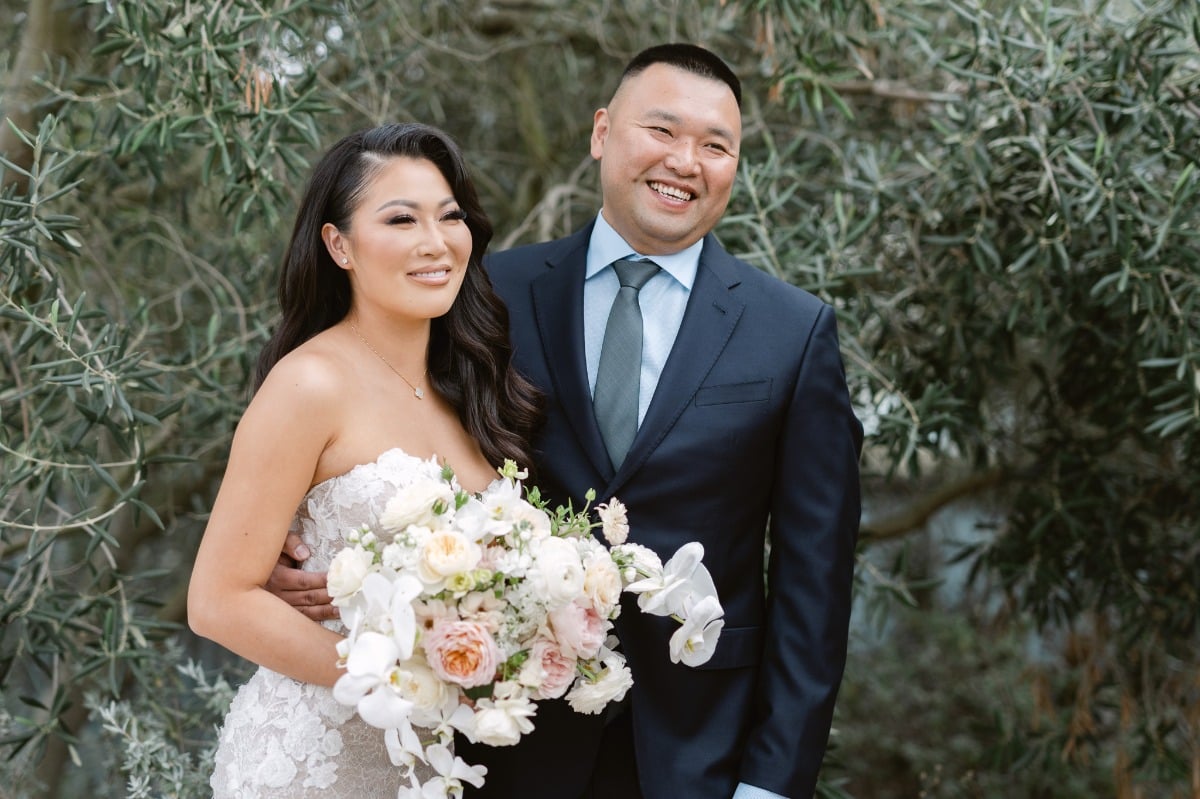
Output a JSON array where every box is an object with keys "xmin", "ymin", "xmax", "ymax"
[{"xmin": 0, "ymin": 0, "xmax": 86, "ymax": 193}]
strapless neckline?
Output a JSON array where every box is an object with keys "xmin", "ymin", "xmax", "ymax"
[{"xmin": 309, "ymin": 446, "xmax": 428, "ymax": 492}]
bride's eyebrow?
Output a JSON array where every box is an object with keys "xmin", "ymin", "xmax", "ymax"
[{"xmin": 374, "ymin": 197, "xmax": 458, "ymax": 213}]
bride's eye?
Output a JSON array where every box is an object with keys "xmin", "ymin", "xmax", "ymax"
[
  {"xmin": 442, "ymin": 209, "xmax": 467, "ymax": 222},
  {"xmin": 387, "ymin": 214, "xmax": 416, "ymax": 225}
]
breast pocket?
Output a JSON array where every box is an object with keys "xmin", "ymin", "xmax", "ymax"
[{"xmin": 694, "ymin": 379, "xmax": 772, "ymax": 407}]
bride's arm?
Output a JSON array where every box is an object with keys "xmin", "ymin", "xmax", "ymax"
[{"xmin": 187, "ymin": 352, "xmax": 346, "ymax": 687}]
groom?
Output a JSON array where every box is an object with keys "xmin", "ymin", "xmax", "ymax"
[
  {"xmin": 274, "ymin": 44, "xmax": 862, "ymax": 799},
  {"xmin": 463, "ymin": 43, "xmax": 861, "ymax": 799}
]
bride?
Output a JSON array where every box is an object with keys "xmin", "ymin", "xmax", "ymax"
[{"xmin": 187, "ymin": 122, "xmax": 541, "ymax": 797}]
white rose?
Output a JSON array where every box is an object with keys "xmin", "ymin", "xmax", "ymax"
[
  {"xmin": 416, "ymin": 530, "xmax": 482, "ymax": 585},
  {"xmin": 379, "ymin": 478, "xmax": 455, "ymax": 533},
  {"xmin": 327, "ymin": 545, "xmax": 374, "ymax": 601},
  {"xmin": 393, "ymin": 656, "xmax": 453, "ymax": 716},
  {"xmin": 532, "ymin": 536, "xmax": 586, "ymax": 607}
]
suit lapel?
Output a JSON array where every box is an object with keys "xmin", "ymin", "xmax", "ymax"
[
  {"xmin": 529, "ymin": 229, "xmax": 615, "ymax": 480},
  {"xmin": 606, "ymin": 236, "xmax": 746, "ymax": 495}
]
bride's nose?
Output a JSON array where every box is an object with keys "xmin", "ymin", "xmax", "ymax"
[{"xmin": 415, "ymin": 223, "xmax": 450, "ymax": 257}]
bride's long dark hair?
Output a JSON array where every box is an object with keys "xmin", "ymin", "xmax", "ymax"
[{"xmin": 256, "ymin": 123, "xmax": 542, "ymax": 471}]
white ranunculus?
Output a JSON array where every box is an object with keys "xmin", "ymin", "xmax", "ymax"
[
  {"xmin": 379, "ymin": 478, "xmax": 456, "ymax": 533},
  {"xmin": 565, "ymin": 653, "xmax": 633, "ymax": 715},
  {"xmin": 328, "ymin": 545, "xmax": 375, "ymax": 602},
  {"xmin": 467, "ymin": 683, "xmax": 537, "ymax": 746},
  {"xmin": 611, "ymin": 542, "xmax": 663, "ymax": 585},
  {"xmin": 509, "ymin": 501, "xmax": 553, "ymax": 541},
  {"xmin": 531, "ymin": 536, "xmax": 586, "ymax": 607}
]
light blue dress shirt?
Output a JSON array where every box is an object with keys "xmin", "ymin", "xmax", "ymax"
[
  {"xmin": 584, "ymin": 213, "xmax": 788, "ymax": 799},
  {"xmin": 584, "ymin": 212, "xmax": 698, "ymax": 424},
  {"xmin": 732, "ymin": 783, "xmax": 787, "ymax": 799}
]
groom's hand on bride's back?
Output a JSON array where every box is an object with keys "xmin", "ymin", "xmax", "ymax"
[{"xmin": 266, "ymin": 532, "xmax": 338, "ymax": 621}]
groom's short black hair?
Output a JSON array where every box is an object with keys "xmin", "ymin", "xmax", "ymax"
[{"xmin": 619, "ymin": 43, "xmax": 742, "ymax": 109}]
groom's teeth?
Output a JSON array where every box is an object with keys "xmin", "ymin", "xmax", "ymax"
[{"xmin": 651, "ymin": 182, "xmax": 692, "ymax": 201}]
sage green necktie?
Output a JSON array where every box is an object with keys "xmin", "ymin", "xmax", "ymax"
[{"xmin": 593, "ymin": 259, "xmax": 660, "ymax": 469}]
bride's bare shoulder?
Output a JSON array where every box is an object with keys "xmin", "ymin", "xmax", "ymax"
[{"xmin": 255, "ymin": 330, "xmax": 355, "ymax": 408}]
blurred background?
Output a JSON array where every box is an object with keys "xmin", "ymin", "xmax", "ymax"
[{"xmin": 2, "ymin": 1, "xmax": 1197, "ymax": 796}]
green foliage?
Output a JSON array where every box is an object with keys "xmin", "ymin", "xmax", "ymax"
[
  {"xmin": 78, "ymin": 646, "xmax": 239, "ymax": 799},
  {"xmin": 837, "ymin": 605, "xmax": 1112, "ymax": 799},
  {"xmin": 725, "ymin": 0, "xmax": 1199, "ymax": 790}
]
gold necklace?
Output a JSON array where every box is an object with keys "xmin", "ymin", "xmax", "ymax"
[{"xmin": 349, "ymin": 323, "xmax": 428, "ymax": 399}]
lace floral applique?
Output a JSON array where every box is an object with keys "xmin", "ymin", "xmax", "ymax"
[{"xmin": 210, "ymin": 449, "xmax": 442, "ymax": 798}]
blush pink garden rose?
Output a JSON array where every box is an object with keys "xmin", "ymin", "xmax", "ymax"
[
  {"xmin": 422, "ymin": 620, "xmax": 501, "ymax": 688},
  {"xmin": 521, "ymin": 637, "xmax": 577, "ymax": 700},
  {"xmin": 548, "ymin": 599, "xmax": 607, "ymax": 660}
]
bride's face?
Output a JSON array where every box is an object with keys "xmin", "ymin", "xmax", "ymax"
[{"xmin": 327, "ymin": 156, "xmax": 473, "ymax": 323}]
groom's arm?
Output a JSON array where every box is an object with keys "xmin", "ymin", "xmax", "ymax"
[
  {"xmin": 739, "ymin": 304, "xmax": 863, "ymax": 797},
  {"xmin": 265, "ymin": 532, "xmax": 338, "ymax": 621}
]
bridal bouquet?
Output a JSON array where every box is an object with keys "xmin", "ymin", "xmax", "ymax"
[{"xmin": 327, "ymin": 460, "xmax": 724, "ymax": 798}]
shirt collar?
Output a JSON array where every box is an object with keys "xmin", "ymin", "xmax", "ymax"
[{"xmin": 585, "ymin": 211, "xmax": 701, "ymax": 290}]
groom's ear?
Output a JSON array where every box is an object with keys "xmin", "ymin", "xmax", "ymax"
[{"xmin": 590, "ymin": 108, "xmax": 610, "ymax": 162}]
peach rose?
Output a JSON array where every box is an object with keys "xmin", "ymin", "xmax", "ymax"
[{"xmin": 422, "ymin": 620, "xmax": 500, "ymax": 688}]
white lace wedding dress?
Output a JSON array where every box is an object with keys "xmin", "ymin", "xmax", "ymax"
[{"xmin": 210, "ymin": 448, "xmax": 445, "ymax": 798}]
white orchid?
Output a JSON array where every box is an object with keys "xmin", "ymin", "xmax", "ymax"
[
  {"xmin": 346, "ymin": 571, "xmax": 422, "ymax": 660},
  {"xmin": 332, "ymin": 632, "xmax": 414, "ymax": 730},
  {"xmin": 668, "ymin": 594, "xmax": 725, "ymax": 666},
  {"xmin": 625, "ymin": 541, "xmax": 708, "ymax": 617},
  {"xmin": 395, "ymin": 743, "xmax": 487, "ymax": 799}
]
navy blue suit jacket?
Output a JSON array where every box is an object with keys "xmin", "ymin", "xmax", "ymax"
[{"xmin": 462, "ymin": 223, "xmax": 862, "ymax": 799}]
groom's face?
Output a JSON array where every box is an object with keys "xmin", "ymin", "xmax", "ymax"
[{"xmin": 590, "ymin": 63, "xmax": 741, "ymax": 256}]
